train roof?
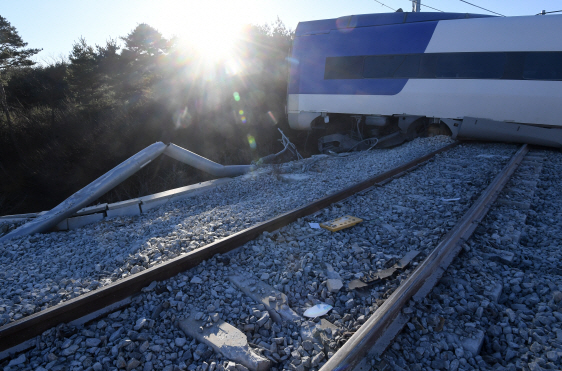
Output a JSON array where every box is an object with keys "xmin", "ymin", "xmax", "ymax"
[{"xmin": 295, "ymin": 12, "xmax": 495, "ymax": 36}]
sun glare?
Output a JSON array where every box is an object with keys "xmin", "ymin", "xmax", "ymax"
[
  {"xmin": 188, "ymin": 23, "xmax": 242, "ymax": 62},
  {"xmin": 168, "ymin": 1, "xmax": 256, "ymax": 64}
]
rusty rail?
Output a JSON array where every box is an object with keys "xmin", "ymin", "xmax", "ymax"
[
  {"xmin": 0, "ymin": 142, "xmax": 459, "ymax": 353},
  {"xmin": 320, "ymin": 144, "xmax": 529, "ymax": 371}
]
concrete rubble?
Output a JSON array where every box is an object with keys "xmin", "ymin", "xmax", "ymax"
[{"xmin": 179, "ymin": 315, "xmax": 270, "ymax": 371}]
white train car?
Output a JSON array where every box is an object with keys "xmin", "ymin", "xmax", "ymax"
[{"xmin": 287, "ymin": 12, "xmax": 562, "ymax": 151}]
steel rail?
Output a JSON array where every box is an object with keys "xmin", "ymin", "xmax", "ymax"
[
  {"xmin": 320, "ymin": 144, "xmax": 529, "ymax": 371},
  {"xmin": 0, "ymin": 142, "xmax": 459, "ymax": 353}
]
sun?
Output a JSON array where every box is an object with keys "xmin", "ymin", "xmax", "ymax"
[
  {"xmin": 168, "ymin": 0, "xmax": 255, "ymax": 63},
  {"xmin": 187, "ymin": 24, "xmax": 242, "ymax": 62}
]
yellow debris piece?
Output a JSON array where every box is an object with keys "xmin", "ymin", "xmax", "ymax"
[{"xmin": 320, "ymin": 215, "xmax": 363, "ymax": 232}]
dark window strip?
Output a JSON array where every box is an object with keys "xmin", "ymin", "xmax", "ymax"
[
  {"xmin": 324, "ymin": 52, "xmax": 562, "ymax": 81},
  {"xmin": 324, "ymin": 56, "xmax": 364, "ymax": 79}
]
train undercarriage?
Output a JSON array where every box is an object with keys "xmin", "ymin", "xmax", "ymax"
[{"xmin": 310, "ymin": 114, "xmax": 562, "ymax": 153}]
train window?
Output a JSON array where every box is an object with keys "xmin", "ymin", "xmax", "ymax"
[
  {"xmin": 393, "ymin": 54, "xmax": 421, "ymax": 78},
  {"xmin": 324, "ymin": 52, "xmax": 562, "ymax": 81},
  {"xmin": 436, "ymin": 53, "xmax": 506, "ymax": 79},
  {"xmin": 523, "ymin": 52, "xmax": 562, "ymax": 80},
  {"xmin": 324, "ymin": 56, "xmax": 364, "ymax": 79},
  {"xmin": 418, "ymin": 54, "xmax": 438, "ymax": 78},
  {"xmin": 502, "ymin": 52, "xmax": 526, "ymax": 80},
  {"xmin": 363, "ymin": 55, "xmax": 405, "ymax": 78}
]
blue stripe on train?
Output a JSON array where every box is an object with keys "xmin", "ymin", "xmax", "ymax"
[{"xmin": 288, "ymin": 21, "xmax": 438, "ymax": 95}]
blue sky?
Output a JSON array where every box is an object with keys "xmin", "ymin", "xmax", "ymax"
[{"xmin": 2, "ymin": 0, "xmax": 559, "ymax": 63}]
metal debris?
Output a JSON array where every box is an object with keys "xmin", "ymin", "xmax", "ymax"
[
  {"xmin": 347, "ymin": 280, "xmax": 368, "ymax": 290},
  {"xmin": 348, "ymin": 250, "xmax": 420, "ymax": 290}
]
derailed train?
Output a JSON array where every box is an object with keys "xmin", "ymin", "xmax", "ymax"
[{"xmin": 286, "ymin": 11, "xmax": 562, "ymax": 151}]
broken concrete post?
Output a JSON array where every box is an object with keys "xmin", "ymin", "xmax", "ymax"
[
  {"xmin": 229, "ymin": 272, "xmax": 341, "ymax": 344},
  {"xmin": 325, "ymin": 264, "xmax": 343, "ymax": 293},
  {"xmin": 179, "ymin": 314, "xmax": 270, "ymax": 371},
  {"xmin": 326, "ymin": 279, "xmax": 343, "ymax": 293},
  {"xmin": 229, "ymin": 273, "xmax": 301, "ymax": 323}
]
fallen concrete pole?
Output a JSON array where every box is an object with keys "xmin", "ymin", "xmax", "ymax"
[
  {"xmin": 0, "ymin": 142, "xmax": 257, "ymax": 243},
  {"xmin": 0, "ymin": 142, "xmax": 168, "ymax": 243},
  {"xmin": 164, "ymin": 143, "xmax": 255, "ymax": 178}
]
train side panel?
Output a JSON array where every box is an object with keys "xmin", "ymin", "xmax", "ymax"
[{"xmin": 288, "ymin": 13, "xmax": 562, "ymax": 134}]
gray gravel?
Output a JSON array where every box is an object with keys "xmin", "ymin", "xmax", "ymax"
[
  {"xmin": 1, "ymin": 140, "xmax": 528, "ymax": 371},
  {"xmin": 380, "ymin": 148, "xmax": 562, "ymax": 371},
  {"xmin": 0, "ymin": 136, "xmax": 453, "ymax": 325}
]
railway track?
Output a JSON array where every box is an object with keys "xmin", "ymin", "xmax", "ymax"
[
  {"xmin": 0, "ymin": 140, "xmax": 458, "ymax": 355},
  {"xmin": 379, "ymin": 148, "xmax": 562, "ymax": 371},
  {"xmin": 0, "ymin": 137, "xmax": 452, "ymax": 327},
  {"xmin": 1, "ymin": 140, "xmax": 556, "ymax": 371}
]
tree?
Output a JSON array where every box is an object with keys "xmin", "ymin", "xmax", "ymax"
[
  {"xmin": 0, "ymin": 15, "xmax": 41, "ymax": 154},
  {"xmin": 120, "ymin": 23, "xmax": 173, "ymax": 80},
  {"xmin": 67, "ymin": 38, "xmax": 123, "ymax": 107},
  {"xmin": 68, "ymin": 37, "xmax": 100, "ymax": 102},
  {"xmin": 121, "ymin": 23, "xmax": 172, "ymax": 59},
  {"xmin": 96, "ymin": 38, "xmax": 121, "ymax": 77},
  {"xmin": 119, "ymin": 24, "xmax": 173, "ymax": 102},
  {"xmin": 0, "ymin": 16, "xmax": 41, "ymax": 70},
  {"xmin": 5, "ymin": 62, "xmax": 68, "ymax": 125}
]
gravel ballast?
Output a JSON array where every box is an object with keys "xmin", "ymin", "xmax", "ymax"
[
  {"xmin": 380, "ymin": 149, "xmax": 562, "ymax": 371},
  {"xmin": 0, "ymin": 136, "xmax": 453, "ymax": 326},
  {"xmin": 3, "ymin": 139, "xmax": 543, "ymax": 371}
]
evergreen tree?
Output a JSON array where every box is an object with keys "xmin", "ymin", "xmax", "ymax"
[
  {"xmin": 68, "ymin": 37, "xmax": 99, "ymax": 102},
  {"xmin": 121, "ymin": 23, "xmax": 172, "ymax": 59},
  {"xmin": 120, "ymin": 24, "xmax": 173, "ymax": 78},
  {"xmin": 0, "ymin": 15, "xmax": 41, "ymax": 153},
  {"xmin": 0, "ymin": 15, "xmax": 41, "ymax": 70},
  {"xmin": 119, "ymin": 24, "xmax": 174, "ymax": 102}
]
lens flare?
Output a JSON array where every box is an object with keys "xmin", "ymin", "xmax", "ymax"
[
  {"xmin": 239, "ymin": 110, "xmax": 244, "ymax": 115},
  {"xmin": 233, "ymin": 92, "xmax": 240, "ymax": 101},
  {"xmin": 241, "ymin": 116, "xmax": 247, "ymax": 123},
  {"xmin": 173, "ymin": 107, "xmax": 192, "ymax": 129},
  {"xmin": 247, "ymin": 135, "xmax": 256, "ymax": 149},
  {"xmin": 225, "ymin": 59, "xmax": 242, "ymax": 75},
  {"xmin": 267, "ymin": 111, "xmax": 278, "ymax": 125},
  {"xmin": 336, "ymin": 16, "xmax": 358, "ymax": 33},
  {"xmin": 286, "ymin": 57, "xmax": 299, "ymax": 65}
]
